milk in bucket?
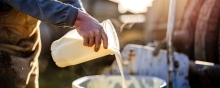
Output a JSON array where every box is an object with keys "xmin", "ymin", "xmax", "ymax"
[{"xmin": 51, "ymin": 19, "xmax": 127, "ymax": 88}]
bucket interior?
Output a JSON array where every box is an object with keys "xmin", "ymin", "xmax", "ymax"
[{"xmin": 72, "ymin": 75, "xmax": 166, "ymax": 88}]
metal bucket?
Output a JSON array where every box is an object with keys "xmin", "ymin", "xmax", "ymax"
[{"xmin": 72, "ymin": 75, "xmax": 166, "ymax": 88}]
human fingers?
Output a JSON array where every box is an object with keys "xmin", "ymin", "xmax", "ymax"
[
  {"xmin": 83, "ymin": 37, "xmax": 89, "ymax": 46},
  {"xmin": 89, "ymin": 38, "xmax": 95, "ymax": 47},
  {"xmin": 94, "ymin": 35, "xmax": 101, "ymax": 52},
  {"xmin": 101, "ymin": 30, "xmax": 108, "ymax": 49}
]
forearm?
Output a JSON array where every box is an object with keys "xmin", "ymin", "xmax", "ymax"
[{"xmin": 4, "ymin": 0, "xmax": 80, "ymax": 28}]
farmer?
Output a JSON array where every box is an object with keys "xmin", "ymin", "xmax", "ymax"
[{"xmin": 0, "ymin": 0, "xmax": 108, "ymax": 88}]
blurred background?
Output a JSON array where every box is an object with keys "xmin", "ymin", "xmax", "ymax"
[
  {"xmin": 39, "ymin": 0, "xmax": 220, "ymax": 88},
  {"xmin": 39, "ymin": 0, "xmax": 187, "ymax": 88}
]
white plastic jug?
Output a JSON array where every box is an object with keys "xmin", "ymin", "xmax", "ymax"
[{"xmin": 51, "ymin": 19, "xmax": 119, "ymax": 68}]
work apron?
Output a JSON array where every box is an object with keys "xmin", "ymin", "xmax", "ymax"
[{"xmin": 0, "ymin": 8, "xmax": 41, "ymax": 88}]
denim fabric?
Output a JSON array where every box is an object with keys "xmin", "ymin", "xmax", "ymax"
[{"xmin": 1, "ymin": 0, "xmax": 81, "ymax": 27}]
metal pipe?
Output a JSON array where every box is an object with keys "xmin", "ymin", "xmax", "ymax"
[{"xmin": 166, "ymin": 0, "xmax": 176, "ymax": 88}]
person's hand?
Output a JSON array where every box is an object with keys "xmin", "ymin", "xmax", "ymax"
[{"xmin": 74, "ymin": 10, "xmax": 108, "ymax": 52}]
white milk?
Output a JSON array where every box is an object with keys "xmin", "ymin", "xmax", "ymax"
[
  {"xmin": 115, "ymin": 51, "xmax": 127, "ymax": 88},
  {"xmin": 51, "ymin": 20, "xmax": 127, "ymax": 88}
]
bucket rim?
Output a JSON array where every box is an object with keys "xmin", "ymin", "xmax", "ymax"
[{"xmin": 72, "ymin": 75, "xmax": 167, "ymax": 88}]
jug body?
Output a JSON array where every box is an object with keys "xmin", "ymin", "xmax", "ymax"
[{"xmin": 51, "ymin": 20, "xmax": 119, "ymax": 67}]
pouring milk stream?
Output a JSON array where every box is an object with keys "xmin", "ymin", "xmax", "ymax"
[{"xmin": 51, "ymin": 19, "xmax": 127, "ymax": 88}]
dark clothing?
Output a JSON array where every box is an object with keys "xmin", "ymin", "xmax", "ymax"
[
  {"xmin": 0, "ymin": 1, "xmax": 12, "ymax": 12},
  {"xmin": 0, "ymin": 0, "xmax": 83, "ymax": 88},
  {"xmin": 1, "ymin": 0, "xmax": 82, "ymax": 28}
]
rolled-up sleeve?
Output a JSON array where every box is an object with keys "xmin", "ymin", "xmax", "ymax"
[
  {"xmin": 58, "ymin": 0, "xmax": 86, "ymax": 13},
  {"xmin": 4, "ymin": 0, "xmax": 81, "ymax": 28},
  {"xmin": 59, "ymin": 0, "xmax": 83, "ymax": 10}
]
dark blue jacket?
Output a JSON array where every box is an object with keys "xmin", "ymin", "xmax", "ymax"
[{"xmin": 1, "ymin": 0, "xmax": 83, "ymax": 28}]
